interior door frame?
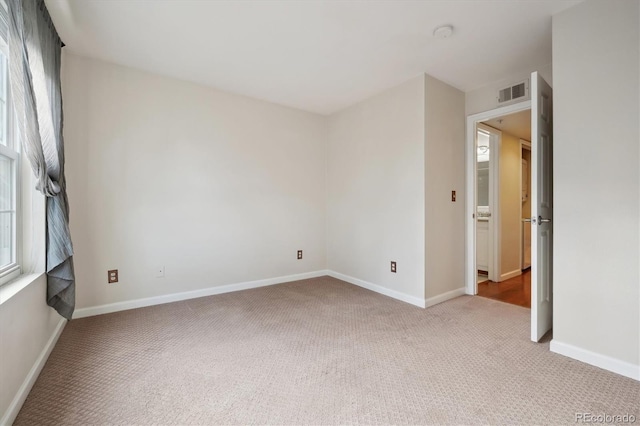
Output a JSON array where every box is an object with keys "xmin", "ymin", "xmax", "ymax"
[
  {"xmin": 520, "ymin": 139, "xmax": 531, "ymax": 270},
  {"xmin": 465, "ymin": 100, "xmax": 531, "ymax": 295},
  {"xmin": 476, "ymin": 123, "xmax": 501, "ymax": 282}
]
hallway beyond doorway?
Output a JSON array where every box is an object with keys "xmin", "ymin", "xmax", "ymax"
[{"xmin": 478, "ymin": 270, "xmax": 531, "ymax": 308}]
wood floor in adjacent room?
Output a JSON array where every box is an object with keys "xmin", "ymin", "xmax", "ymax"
[
  {"xmin": 15, "ymin": 276, "xmax": 639, "ymax": 425},
  {"xmin": 478, "ymin": 270, "xmax": 531, "ymax": 308}
]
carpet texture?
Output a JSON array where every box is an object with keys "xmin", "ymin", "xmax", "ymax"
[{"xmin": 14, "ymin": 276, "xmax": 640, "ymax": 425}]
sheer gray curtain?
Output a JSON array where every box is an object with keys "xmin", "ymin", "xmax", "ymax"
[{"xmin": 7, "ymin": 0, "xmax": 74, "ymax": 319}]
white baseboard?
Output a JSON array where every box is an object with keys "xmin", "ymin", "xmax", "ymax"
[
  {"xmin": 1, "ymin": 317, "xmax": 66, "ymax": 426},
  {"xmin": 73, "ymin": 270, "xmax": 329, "ymax": 319},
  {"xmin": 327, "ymin": 270, "xmax": 426, "ymax": 308},
  {"xmin": 500, "ymin": 269, "xmax": 522, "ymax": 281},
  {"xmin": 74, "ymin": 268, "xmax": 465, "ymax": 318},
  {"xmin": 550, "ymin": 339, "xmax": 640, "ymax": 381},
  {"xmin": 424, "ymin": 287, "xmax": 466, "ymax": 308}
]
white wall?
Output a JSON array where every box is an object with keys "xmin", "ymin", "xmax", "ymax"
[
  {"xmin": 424, "ymin": 75, "xmax": 466, "ymax": 299},
  {"xmin": 552, "ymin": 0, "xmax": 639, "ymax": 372},
  {"xmin": 62, "ymin": 53, "xmax": 327, "ymax": 311},
  {"xmin": 327, "ymin": 75, "xmax": 425, "ymax": 302},
  {"xmin": 0, "ymin": 275, "xmax": 64, "ymax": 424}
]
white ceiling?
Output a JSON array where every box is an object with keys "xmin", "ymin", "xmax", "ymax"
[
  {"xmin": 483, "ymin": 109, "xmax": 532, "ymax": 141},
  {"xmin": 45, "ymin": 0, "xmax": 582, "ymax": 115}
]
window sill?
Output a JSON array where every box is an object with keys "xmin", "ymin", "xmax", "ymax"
[{"xmin": 0, "ymin": 272, "xmax": 45, "ymax": 306}]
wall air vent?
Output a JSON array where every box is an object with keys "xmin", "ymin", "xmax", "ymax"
[{"xmin": 497, "ymin": 79, "xmax": 529, "ymax": 104}]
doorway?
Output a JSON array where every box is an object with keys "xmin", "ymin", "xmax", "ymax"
[
  {"xmin": 465, "ymin": 71, "xmax": 554, "ymax": 343},
  {"xmin": 475, "ymin": 109, "xmax": 532, "ymax": 307}
]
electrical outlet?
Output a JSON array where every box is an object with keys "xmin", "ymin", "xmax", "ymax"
[
  {"xmin": 297, "ymin": 250, "xmax": 303, "ymax": 260},
  {"xmin": 451, "ymin": 190, "xmax": 456, "ymax": 202},
  {"xmin": 391, "ymin": 261, "xmax": 397, "ymax": 273},
  {"xmin": 108, "ymin": 269, "xmax": 118, "ymax": 283},
  {"xmin": 156, "ymin": 266, "xmax": 165, "ymax": 278}
]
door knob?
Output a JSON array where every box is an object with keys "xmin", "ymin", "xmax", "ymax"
[{"xmin": 538, "ymin": 216, "xmax": 551, "ymax": 224}]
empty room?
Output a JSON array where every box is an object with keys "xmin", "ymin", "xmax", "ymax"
[{"xmin": 1, "ymin": 0, "xmax": 638, "ymax": 424}]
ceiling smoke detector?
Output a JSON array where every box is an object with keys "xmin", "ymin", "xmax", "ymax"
[{"xmin": 433, "ymin": 25, "xmax": 454, "ymax": 39}]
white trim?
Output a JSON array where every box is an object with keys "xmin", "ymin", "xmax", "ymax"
[
  {"xmin": 0, "ymin": 272, "xmax": 43, "ymax": 305},
  {"xmin": 500, "ymin": 269, "xmax": 522, "ymax": 281},
  {"xmin": 75, "ymin": 269, "xmax": 465, "ymax": 319},
  {"xmin": 519, "ymin": 137, "xmax": 531, "ymax": 270},
  {"xmin": 0, "ymin": 317, "xmax": 66, "ymax": 426},
  {"xmin": 476, "ymin": 124, "xmax": 501, "ymax": 283},
  {"xmin": 73, "ymin": 270, "xmax": 329, "ymax": 319},
  {"xmin": 550, "ymin": 340, "xmax": 640, "ymax": 381},
  {"xmin": 0, "ymin": 144, "xmax": 18, "ymax": 159},
  {"xmin": 0, "ymin": 264, "xmax": 20, "ymax": 287},
  {"xmin": 492, "ymin": 130, "xmax": 501, "ymax": 283},
  {"xmin": 326, "ymin": 270, "xmax": 426, "ymax": 308},
  {"xmin": 424, "ymin": 287, "xmax": 466, "ymax": 308},
  {"xmin": 479, "ymin": 124, "xmax": 502, "ymax": 283},
  {"xmin": 0, "ymin": 39, "xmax": 22, "ymax": 289},
  {"xmin": 465, "ymin": 100, "xmax": 531, "ymax": 295},
  {"xmin": 519, "ymin": 140, "xmax": 524, "ymax": 270}
]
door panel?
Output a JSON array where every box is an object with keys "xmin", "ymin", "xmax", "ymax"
[{"xmin": 531, "ymin": 72, "xmax": 553, "ymax": 342}]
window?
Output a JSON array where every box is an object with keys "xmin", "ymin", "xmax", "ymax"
[{"xmin": 0, "ymin": 21, "xmax": 19, "ymax": 286}]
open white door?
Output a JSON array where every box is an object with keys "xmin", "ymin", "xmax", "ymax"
[{"xmin": 530, "ymin": 72, "xmax": 553, "ymax": 342}]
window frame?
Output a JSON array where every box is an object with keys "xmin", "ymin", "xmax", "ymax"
[{"xmin": 0, "ymin": 26, "xmax": 21, "ymax": 286}]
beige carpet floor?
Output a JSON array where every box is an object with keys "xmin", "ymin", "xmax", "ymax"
[{"xmin": 15, "ymin": 276, "xmax": 640, "ymax": 425}]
